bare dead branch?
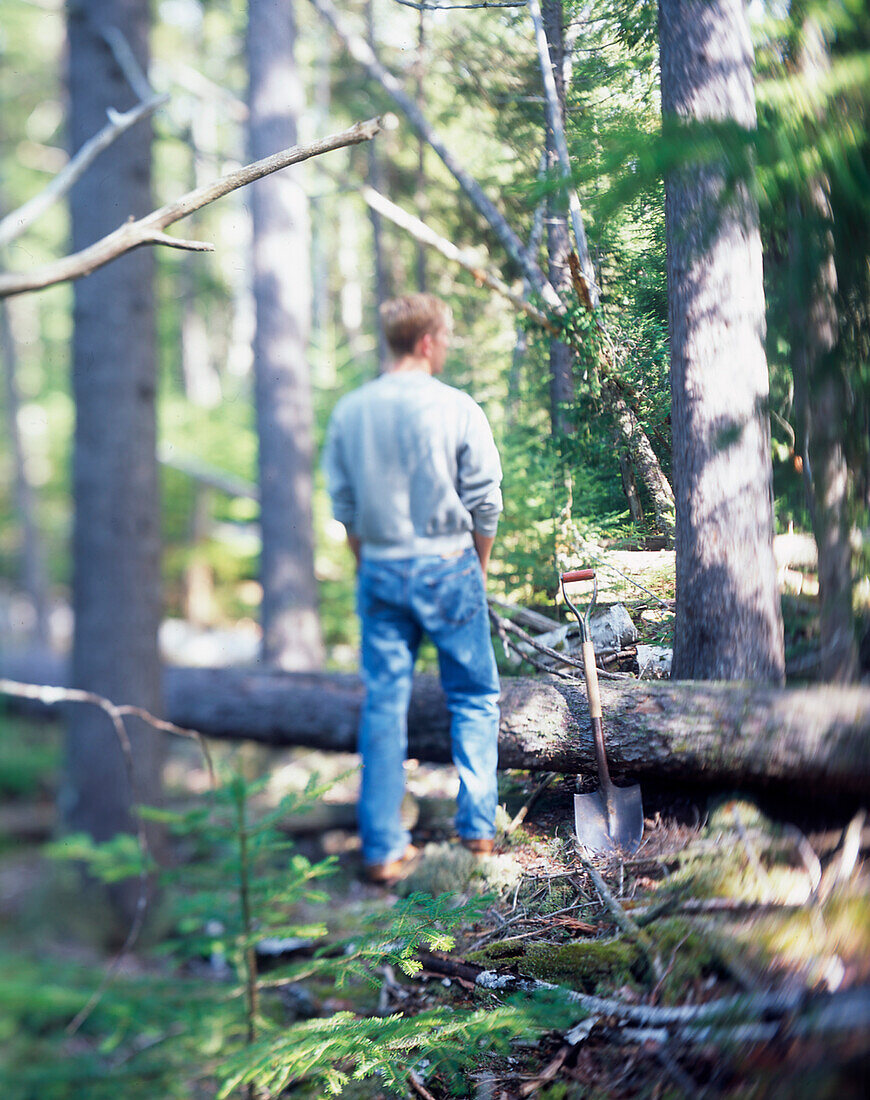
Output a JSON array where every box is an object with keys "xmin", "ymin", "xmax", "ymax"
[
  {"xmin": 490, "ymin": 607, "xmax": 582, "ymax": 681},
  {"xmin": 391, "ymin": 0, "xmax": 524, "ymax": 8},
  {"xmin": 0, "ymin": 117, "xmax": 383, "ymax": 298},
  {"xmin": 142, "ymin": 229, "xmax": 215, "ymax": 252},
  {"xmin": 489, "ymin": 606, "xmax": 631, "ymax": 680},
  {"xmin": 0, "ymin": 94, "xmax": 166, "ymax": 249},
  {"xmin": 0, "ymin": 678, "xmax": 214, "ymax": 783},
  {"xmin": 309, "ymin": 0, "xmax": 561, "ymax": 308},
  {"xmin": 158, "ymin": 445, "xmax": 259, "ymax": 500},
  {"xmin": 527, "ymin": 0, "xmax": 598, "ymax": 304},
  {"xmin": 100, "ymin": 25, "xmax": 153, "ymax": 102},
  {"xmin": 360, "ymin": 184, "xmax": 556, "ymax": 332},
  {"xmin": 421, "ymin": 950, "xmax": 812, "ymax": 1027}
]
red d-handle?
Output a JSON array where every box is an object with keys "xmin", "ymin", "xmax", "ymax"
[{"xmin": 561, "ymin": 569, "xmax": 595, "ymax": 582}]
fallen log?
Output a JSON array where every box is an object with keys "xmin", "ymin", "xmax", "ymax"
[
  {"xmin": 3, "ymin": 656, "xmax": 870, "ymax": 796},
  {"xmin": 166, "ymin": 668, "xmax": 870, "ymax": 796}
]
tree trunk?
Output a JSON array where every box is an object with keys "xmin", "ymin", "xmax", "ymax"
[
  {"xmin": 615, "ymin": 428, "xmax": 645, "ymax": 525},
  {"xmin": 0, "ymin": 300, "xmax": 50, "ymax": 645},
  {"xmin": 158, "ymin": 669, "xmax": 870, "ymax": 798},
  {"xmin": 415, "ymin": 7, "xmax": 427, "ymax": 293},
  {"xmin": 542, "ymin": 0, "xmax": 575, "ymax": 436},
  {"xmin": 312, "ymin": 0, "xmax": 677, "ymax": 531},
  {"xmin": 659, "ymin": 0, "xmax": 784, "ymax": 682},
  {"xmin": 608, "ymin": 383, "xmax": 674, "ymax": 538},
  {"xmin": 366, "ymin": 0, "xmax": 390, "ymax": 371},
  {"xmin": 65, "ymin": 0, "xmax": 165, "ymax": 912},
  {"xmin": 248, "ymin": 0, "xmax": 324, "ymax": 670},
  {"xmin": 789, "ymin": 16, "xmax": 858, "ymax": 684}
]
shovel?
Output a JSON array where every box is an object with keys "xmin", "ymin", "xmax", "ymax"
[{"xmin": 560, "ymin": 568, "xmax": 643, "ymax": 856}]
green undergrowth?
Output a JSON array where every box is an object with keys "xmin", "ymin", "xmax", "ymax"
[
  {"xmin": 0, "ymin": 712, "xmax": 61, "ymax": 801},
  {"xmin": 1, "ymin": 773, "xmax": 584, "ymax": 1099},
  {"xmin": 2, "ymin": 748, "xmax": 866, "ymax": 1098}
]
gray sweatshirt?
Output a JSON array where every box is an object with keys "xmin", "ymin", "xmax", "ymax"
[{"xmin": 322, "ymin": 372, "xmax": 503, "ymax": 560}]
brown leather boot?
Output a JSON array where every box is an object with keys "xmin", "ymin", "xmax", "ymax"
[
  {"xmin": 364, "ymin": 844, "xmax": 420, "ymax": 885},
  {"xmin": 460, "ymin": 837, "xmax": 496, "ymax": 856}
]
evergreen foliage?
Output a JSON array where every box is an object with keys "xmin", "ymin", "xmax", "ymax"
[{"xmin": 10, "ymin": 772, "xmax": 576, "ymax": 1098}]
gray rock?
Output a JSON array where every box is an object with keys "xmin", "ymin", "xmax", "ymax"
[{"xmin": 588, "ymin": 604, "xmax": 638, "ymax": 652}]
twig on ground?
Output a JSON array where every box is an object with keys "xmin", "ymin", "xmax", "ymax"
[
  {"xmin": 634, "ymin": 896, "xmax": 807, "ymax": 926},
  {"xmin": 820, "ymin": 810, "xmax": 867, "ymax": 898},
  {"xmin": 408, "ymin": 1069, "xmax": 438, "ymax": 1100},
  {"xmin": 506, "ymin": 773, "xmax": 555, "ymax": 835},
  {"xmin": 422, "ymin": 950, "xmax": 813, "ymax": 1025},
  {"xmin": 489, "ymin": 608, "xmax": 630, "ymax": 680},
  {"xmin": 574, "ymin": 846, "xmax": 664, "ymax": 983},
  {"xmin": 783, "ymin": 823, "xmax": 822, "ymax": 896},
  {"xmin": 518, "ymin": 1044, "xmax": 571, "ymax": 1097},
  {"xmin": 489, "ymin": 608, "xmax": 579, "ymax": 680}
]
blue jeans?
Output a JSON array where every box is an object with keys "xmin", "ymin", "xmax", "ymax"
[{"xmin": 356, "ymin": 546, "xmax": 500, "ymax": 865}]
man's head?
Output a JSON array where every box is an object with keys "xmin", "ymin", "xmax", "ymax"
[{"xmin": 380, "ymin": 294, "xmax": 453, "ymax": 372}]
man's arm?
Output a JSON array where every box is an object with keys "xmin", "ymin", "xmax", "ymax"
[
  {"xmin": 457, "ymin": 401, "xmax": 502, "ymax": 579},
  {"xmin": 473, "ymin": 531, "xmax": 495, "ymax": 579},
  {"xmin": 347, "ymin": 532, "xmax": 361, "ymax": 566}
]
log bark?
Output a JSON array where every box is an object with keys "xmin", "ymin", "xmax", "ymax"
[
  {"xmin": 5, "ymin": 657, "xmax": 866, "ymax": 796},
  {"xmin": 162, "ymin": 669, "xmax": 870, "ymax": 795}
]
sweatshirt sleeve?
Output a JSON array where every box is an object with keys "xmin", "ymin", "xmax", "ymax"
[
  {"xmin": 456, "ymin": 400, "xmax": 503, "ymax": 537},
  {"xmin": 322, "ymin": 407, "xmax": 357, "ymax": 535}
]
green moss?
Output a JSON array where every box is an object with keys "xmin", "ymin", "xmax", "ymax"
[
  {"xmin": 518, "ymin": 938, "xmax": 642, "ymax": 989},
  {"xmin": 398, "ymin": 843, "xmax": 524, "ymax": 899},
  {"xmin": 467, "ymin": 939, "xmax": 527, "ymax": 965},
  {"xmin": 650, "ymin": 917, "xmax": 731, "ymax": 1001}
]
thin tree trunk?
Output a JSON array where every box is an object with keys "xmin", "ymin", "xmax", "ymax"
[
  {"xmin": 542, "ymin": 0, "xmax": 575, "ymax": 436},
  {"xmin": 0, "ymin": 301, "xmax": 50, "ymax": 645},
  {"xmin": 790, "ymin": 16, "xmax": 858, "ymax": 683},
  {"xmin": 615, "ymin": 427, "xmax": 644, "ymax": 525},
  {"xmin": 310, "ymin": 0, "xmax": 558, "ymax": 305},
  {"xmin": 608, "ymin": 384, "xmax": 674, "ymax": 536},
  {"xmin": 415, "ymin": 7, "xmax": 427, "ymax": 292},
  {"xmin": 366, "ymin": 0, "xmax": 390, "ymax": 371},
  {"xmin": 248, "ymin": 0, "xmax": 324, "ymax": 670},
  {"xmin": 65, "ymin": 0, "xmax": 165, "ymax": 919},
  {"xmin": 310, "ymin": 33, "xmax": 332, "ymax": 336},
  {"xmin": 660, "ymin": 0, "xmax": 784, "ymax": 682}
]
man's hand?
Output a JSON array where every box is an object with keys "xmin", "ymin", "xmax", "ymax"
[{"xmin": 473, "ymin": 532, "xmax": 495, "ymax": 580}]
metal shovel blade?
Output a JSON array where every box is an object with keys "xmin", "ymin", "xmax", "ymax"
[{"xmin": 574, "ymin": 783, "xmax": 644, "ymax": 857}]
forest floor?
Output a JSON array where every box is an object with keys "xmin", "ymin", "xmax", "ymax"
[
  {"xmin": 2, "ymin": 724, "xmax": 869, "ymax": 1098},
  {"xmin": 1, "ymin": 544, "xmax": 869, "ymax": 1098}
]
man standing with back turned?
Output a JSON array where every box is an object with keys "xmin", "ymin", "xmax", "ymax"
[{"xmin": 323, "ymin": 294, "xmax": 503, "ymax": 884}]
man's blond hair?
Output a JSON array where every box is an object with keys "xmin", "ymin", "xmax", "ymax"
[{"xmin": 379, "ymin": 293, "xmax": 452, "ymax": 357}]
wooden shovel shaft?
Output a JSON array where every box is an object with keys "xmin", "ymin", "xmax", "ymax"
[{"xmin": 582, "ymin": 640, "xmax": 614, "ymax": 791}]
